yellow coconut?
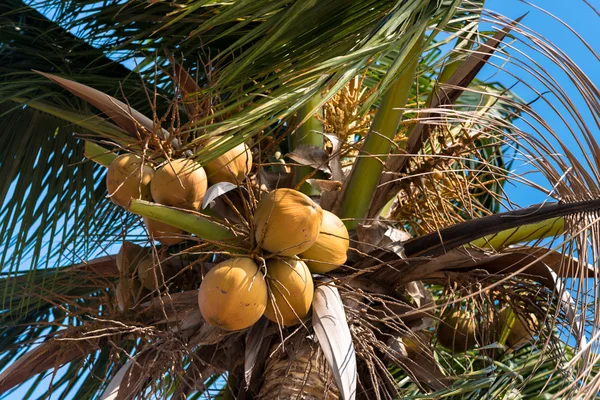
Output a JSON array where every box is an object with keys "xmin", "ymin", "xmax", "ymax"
[
  {"xmin": 151, "ymin": 158, "xmax": 208, "ymax": 210},
  {"xmin": 198, "ymin": 257, "xmax": 267, "ymax": 331},
  {"xmin": 116, "ymin": 241, "xmax": 148, "ymax": 273},
  {"xmin": 106, "ymin": 153, "xmax": 154, "ymax": 208},
  {"xmin": 203, "ymin": 137, "xmax": 253, "ymax": 184},
  {"xmin": 144, "ymin": 217, "xmax": 185, "ymax": 246},
  {"xmin": 499, "ymin": 307, "xmax": 538, "ymax": 348},
  {"xmin": 263, "ymin": 257, "xmax": 314, "ymax": 326},
  {"xmin": 254, "ymin": 189, "xmax": 323, "ymax": 256},
  {"xmin": 299, "ymin": 210, "xmax": 349, "ymax": 273},
  {"xmin": 436, "ymin": 309, "xmax": 477, "ymax": 352}
]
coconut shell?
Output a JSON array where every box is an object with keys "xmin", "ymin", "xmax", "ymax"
[
  {"xmin": 151, "ymin": 158, "xmax": 208, "ymax": 210},
  {"xmin": 263, "ymin": 257, "xmax": 314, "ymax": 326},
  {"xmin": 144, "ymin": 217, "xmax": 185, "ymax": 246},
  {"xmin": 116, "ymin": 241, "xmax": 148, "ymax": 273},
  {"xmin": 203, "ymin": 137, "xmax": 252, "ymax": 184},
  {"xmin": 254, "ymin": 189, "xmax": 323, "ymax": 256},
  {"xmin": 300, "ymin": 210, "xmax": 349, "ymax": 273},
  {"xmin": 436, "ymin": 309, "xmax": 477, "ymax": 352},
  {"xmin": 198, "ymin": 257, "xmax": 267, "ymax": 331},
  {"xmin": 106, "ymin": 153, "xmax": 154, "ymax": 208}
]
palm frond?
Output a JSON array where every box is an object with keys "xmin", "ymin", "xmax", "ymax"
[{"xmin": 0, "ymin": 1, "xmax": 598, "ymax": 399}]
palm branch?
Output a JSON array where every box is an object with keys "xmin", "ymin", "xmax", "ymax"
[{"xmin": 0, "ymin": 0, "xmax": 599, "ymax": 399}]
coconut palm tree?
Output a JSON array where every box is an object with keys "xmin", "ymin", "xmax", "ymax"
[{"xmin": 0, "ymin": 0, "xmax": 598, "ymax": 399}]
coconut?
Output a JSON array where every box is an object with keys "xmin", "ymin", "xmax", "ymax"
[
  {"xmin": 263, "ymin": 257, "xmax": 314, "ymax": 326},
  {"xmin": 203, "ymin": 137, "xmax": 253, "ymax": 184},
  {"xmin": 106, "ymin": 153, "xmax": 154, "ymax": 208},
  {"xmin": 386, "ymin": 333, "xmax": 428, "ymax": 362},
  {"xmin": 116, "ymin": 241, "xmax": 148, "ymax": 273},
  {"xmin": 254, "ymin": 189, "xmax": 323, "ymax": 256},
  {"xmin": 144, "ymin": 217, "xmax": 185, "ymax": 246},
  {"xmin": 198, "ymin": 257, "xmax": 267, "ymax": 331},
  {"xmin": 116, "ymin": 276, "xmax": 141, "ymax": 312},
  {"xmin": 499, "ymin": 307, "xmax": 538, "ymax": 348},
  {"xmin": 299, "ymin": 210, "xmax": 349, "ymax": 273},
  {"xmin": 151, "ymin": 158, "xmax": 208, "ymax": 210},
  {"xmin": 436, "ymin": 309, "xmax": 477, "ymax": 352},
  {"xmin": 137, "ymin": 257, "xmax": 172, "ymax": 291}
]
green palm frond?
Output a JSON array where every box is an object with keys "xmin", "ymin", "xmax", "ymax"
[
  {"xmin": 390, "ymin": 341, "xmax": 592, "ymax": 399},
  {"xmin": 0, "ymin": 0, "xmax": 148, "ymax": 284},
  {"xmin": 0, "ymin": 102, "xmax": 130, "ymax": 274},
  {"xmin": 10, "ymin": 0, "xmax": 478, "ymax": 148}
]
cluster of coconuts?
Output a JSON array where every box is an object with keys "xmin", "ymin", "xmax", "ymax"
[
  {"xmin": 105, "ymin": 138, "xmax": 252, "ymax": 245},
  {"xmin": 436, "ymin": 306, "xmax": 538, "ymax": 353},
  {"xmin": 114, "ymin": 241, "xmax": 163, "ymax": 311},
  {"xmin": 198, "ymin": 188, "xmax": 350, "ymax": 331}
]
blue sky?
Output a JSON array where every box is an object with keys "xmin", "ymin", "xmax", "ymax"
[
  {"xmin": 6, "ymin": 0, "xmax": 599, "ymax": 398},
  {"xmin": 486, "ymin": 0, "xmax": 599, "ymax": 207}
]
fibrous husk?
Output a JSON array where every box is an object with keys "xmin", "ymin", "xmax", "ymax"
[
  {"xmin": 198, "ymin": 257, "xmax": 268, "ymax": 331},
  {"xmin": 300, "ymin": 210, "xmax": 349, "ymax": 273},
  {"xmin": 264, "ymin": 257, "xmax": 314, "ymax": 326},
  {"xmin": 254, "ymin": 188, "xmax": 323, "ymax": 256},
  {"xmin": 202, "ymin": 137, "xmax": 253, "ymax": 185},
  {"xmin": 143, "ymin": 216, "xmax": 185, "ymax": 246},
  {"xmin": 151, "ymin": 158, "xmax": 208, "ymax": 210},
  {"xmin": 106, "ymin": 153, "xmax": 153, "ymax": 208}
]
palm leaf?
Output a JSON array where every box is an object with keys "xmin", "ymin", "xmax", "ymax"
[{"xmin": 0, "ymin": 1, "xmax": 598, "ymax": 399}]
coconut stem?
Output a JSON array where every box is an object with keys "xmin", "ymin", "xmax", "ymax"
[
  {"xmin": 129, "ymin": 200, "xmax": 236, "ymax": 242},
  {"xmin": 84, "ymin": 141, "xmax": 117, "ymax": 167},
  {"xmin": 338, "ymin": 32, "xmax": 423, "ymax": 230},
  {"xmin": 291, "ymin": 94, "xmax": 324, "ymax": 196}
]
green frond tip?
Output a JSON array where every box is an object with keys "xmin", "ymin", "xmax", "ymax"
[
  {"xmin": 129, "ymin": 200, "xmax": 236, "ymax": 242},
  {"xmin": 470, "ymin": 217, "xmax": 565, "ymax": 250},
  {"xmin": 338, "ymin": 32, "xmax": 424, "ymax": 230},
  {"xmin": 84, "ymin": 141, "xmax": 117, "ymax": 167},
  {"xmin": 11, "ymin": 97, "xmax": 128, "ymax": 139}
]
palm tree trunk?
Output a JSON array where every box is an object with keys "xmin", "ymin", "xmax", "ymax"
[{"xmin": 257, "ymin": 336, "xmax": 339, "ymax": 400}]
